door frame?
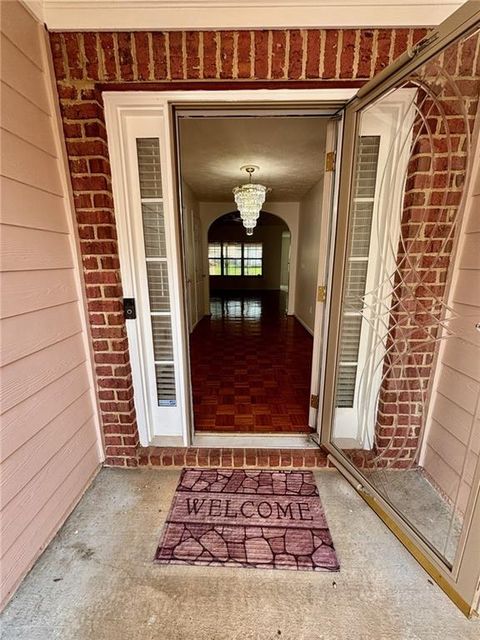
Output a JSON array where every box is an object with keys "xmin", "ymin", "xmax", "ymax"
[{"xmin": 104, "ymin": 88, "xmax": 356, "ymax": 450}]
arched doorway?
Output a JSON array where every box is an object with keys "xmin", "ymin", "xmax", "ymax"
[{"xmin": 207, "ymin": 210, "xmax": 291, "ymax": 315}]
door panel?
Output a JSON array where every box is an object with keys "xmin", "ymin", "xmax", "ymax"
[{"xmin": 323, "ymin": 5, "xmax": 480, "ymax": 613}]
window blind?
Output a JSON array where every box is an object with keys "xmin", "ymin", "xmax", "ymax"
[
  {"xmin": 136, "ymin": 138, "xmax": 176, "ymax": 407},
  {"xmin": 336, "ymin": 135, "xmax": 380, "ymax": 408}
]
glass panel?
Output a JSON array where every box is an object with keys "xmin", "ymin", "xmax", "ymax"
[
  {"xmin": 151, "ymin": 316, "xmax": 174, "ymax": 361},
  {"xmin": 224, "ymin": 242, "xmax": 242, "ymax": 258},
  {"xmin": 208, "ymin": 242, "xmax": 222, "ymax": 275},
  {"xmin": 332, "ymin": 28, "xmax": 480, "ymax": 567},
  {"xmin": 142, "ymin": 203, "xmax": 166, "ymax": 258},
  {"xmin": 244, "ymin": 243, "xmax": 263, "ymax": 258},
  {"xmin": 224, "ymin": 259, "xmax": 242, "ymax": 276},
  {"xmin": 244, "ymin": 259, "xmax": 262, "ymax": 276},
  {"xmin": 155, "ymin": 364, "xmax": 176, "ymax": 406},
  {"xmin": 136, "ymin": 138, "xmax": 163, "ymax": 198},
  {"xmin": 136, "ymin": 138, "xmax": 176, "ymax": 407},
  {"xmin": 146, "ymin": 262, "xmax": 170, "ymax": 311}
]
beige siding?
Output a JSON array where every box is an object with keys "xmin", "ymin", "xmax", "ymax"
[
  {"xmin": 0, "ymin": 1, "xmax": 102, "ymax": 609},
  {"xmin": 421, "ymin": 119, "xmax": 480, "ymax": 516}
]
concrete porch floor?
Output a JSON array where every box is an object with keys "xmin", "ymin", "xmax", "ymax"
[{"xmin": 1, "ymin": 469, "xmax": 478, "ymax": 640}]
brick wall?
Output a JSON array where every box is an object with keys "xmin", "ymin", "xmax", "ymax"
[{"xmin": 49, "ymin": 27, "xmax": 429, "ymax": 467}]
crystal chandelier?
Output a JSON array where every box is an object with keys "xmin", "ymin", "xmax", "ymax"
[{"xmin": 232, "ymin": 166, "xmax": 269, "ymax": 236}]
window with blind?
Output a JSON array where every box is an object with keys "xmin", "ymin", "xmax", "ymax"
[
  {"xmin": 208, "ymin": 242, "xmax": 263, "ymax": 276},
  {"xmin": 335, "ymin": 136, "xmax": 380, "ymax": 408},
  {"xmin": 136, "ymin": 138, "xmax": 176, "ymax": 407}
]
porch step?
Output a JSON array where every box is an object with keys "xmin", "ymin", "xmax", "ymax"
[{"xmin": 114, "ymin": 447, "xmax": 331, "ymax": 469}]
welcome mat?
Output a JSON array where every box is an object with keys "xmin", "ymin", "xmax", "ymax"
[{"xmin": 154, "ymin": 468, "xmax": 339, "ymax": 572}]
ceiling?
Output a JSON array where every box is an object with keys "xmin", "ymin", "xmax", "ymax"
[
  {"xmin": 179, "ymin": 117, "xmax": 327, "ymax": 202},
  {"xmin": 32, "ymin": 1, "xmax": 464, "ymax": 31}
]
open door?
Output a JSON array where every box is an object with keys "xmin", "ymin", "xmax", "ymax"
[{"xmin": 321, "ymin": 3, "xmax": 480, "ymax": 615}]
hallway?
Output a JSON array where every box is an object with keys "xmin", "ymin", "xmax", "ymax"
[{"xmin": 190, "ymin": 291, "xmax": 314, "ymax": 433}]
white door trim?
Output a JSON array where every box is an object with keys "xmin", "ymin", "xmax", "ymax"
[{"xmin": 104, "ymin": 88, "xmax": 356, "ymax": 447}]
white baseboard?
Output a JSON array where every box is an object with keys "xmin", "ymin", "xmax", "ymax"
[{"xmin": 294, "ymin": 314, "xmax": 314, "ymax": 336}]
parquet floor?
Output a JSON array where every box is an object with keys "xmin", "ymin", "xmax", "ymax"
[{"xmin": 190, "ymin": 291, "xmax": 314, "ymax": 434}]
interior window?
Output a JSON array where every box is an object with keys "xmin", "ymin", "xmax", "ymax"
[
  {"xmin": 243, "ymin": 243, "xmax": 263, "ymax": 276},
  {"xmin": 208, "ymin": 242, "xmax": 222, "ymax": 275},
  {"xmin": 208, "ymin": 242, "xmax": 263, "ymax": 276}
]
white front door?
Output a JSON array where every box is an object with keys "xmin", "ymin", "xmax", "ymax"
[{"xmin": 105, "ymin": 89, "xmax": 356, "ymax": 446}]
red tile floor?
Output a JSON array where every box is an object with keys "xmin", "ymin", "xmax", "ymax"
[{"xmin": 190, "ymin": 290, "xmax": 314, "ymax": 434}]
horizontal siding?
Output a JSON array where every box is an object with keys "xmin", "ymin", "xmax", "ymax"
[
  {"xmin": 0, "ymin": 269, "xmax": 78, "ymax": 318},
  {"xmin": 0, "ymin": 175, "xmax": 69, "ymax": 233},
  {"xmin": 0, "ymin": 302, "xmax": 83, "ymax": 366},
  {"xmin": 1, "ymin": 364, "xmax": 91, "ymax": 462},
  {"xmin": 1, "ymin": 393, "xmax": 94, "ymax": 508},
  {"xmin": 1, "ymin": 128, "xmax": 62, "ymax": 195},
  {"xmin": 1, "ymin": 224, "xmax": 74, "ymax": 271},
  {"xmin": 422, "ymin": 134, "xmax": 480, "ymax": 516},
  {"xmin": 0, "ymin": 32, "xmax": 50, "ymax": 113},
  {"xmin": 1, "ymin": 442, "xmax": 99, "ymax": 607},
  {"xmin": 0, "ymin": 1, "xmax": 101, "ymax": 609},
  {"xmin": 1, "ymin": 81, "xmax": 57, "ymax": 156}
]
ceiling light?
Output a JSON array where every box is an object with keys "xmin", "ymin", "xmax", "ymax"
[{"xmin": 233, "ymin": 165, "xmax": 269, "ymax": 236}]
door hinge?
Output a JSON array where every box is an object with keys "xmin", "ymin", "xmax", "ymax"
[
  {"xmin": 317, "ymin": 285, "xmax": 327, "ymax": 303},
  {"xmin": 310, "ymin": 394, "xmax": 319, "ymax": 409},
  {"xmin": 325, "ymin": 151, "xmax": 336, "ymax": 172}
]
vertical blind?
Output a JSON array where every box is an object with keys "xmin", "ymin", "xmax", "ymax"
[
  {"xmin": 136, "ymin": 138, "xmax": 176, "ymax": 406},
  {"xmin": 336, "ymin": 136, "xmax": 381, "ymax": 408}
]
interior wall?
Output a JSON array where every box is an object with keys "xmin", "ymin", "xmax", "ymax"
[
  {"xmin": 199, "ymin": 202, "xmax": 299, "ymax": 314},
  {"xmin": 0, "ymin": 1, "xmax": 102, "ymax": 609},
  {"xmin": 208, "ymin": 219, "xmax": 286, "ymax": 291},
  {"xmin": 420, "ymin": 115, "xmax": 480, "ymax": 515},
  {"xmin": 295, "ymin": 178, "xmax": 324, "ymax": 333},
  {"xmin": 280, "ymin": 231, "xmax": 291, "ymax": 292},
  {"xmin": 181, "ymin": 180, "xmax": 204, "ymax": 331}
]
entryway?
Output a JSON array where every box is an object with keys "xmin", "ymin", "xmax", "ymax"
[
  {"xmin": 176, "ymin": 112, "xmax": 332, "ymax": 440},
  {"xmin": 104, "ymin": 5, "xmax": 480, "ymax": 611}
]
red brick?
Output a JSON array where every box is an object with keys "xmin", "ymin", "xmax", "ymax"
[
  {"xmin": 83, "ymin": 33, "xmax": 100, "ymax": 80},
  {"xmin": 306, "ymin": 30, "xmax": 321, "ymax": 79},
  {"xmin": 169, "ymin": 31, "xmax": 184, "ymax": 80},
  {"xmin": 185, "ymin": 31, "xmax": 200, "ymax": 79},
  {"xmin": 64, "ymin": 33, "xmax": 83, "ymax": 80},
  {"xmin": 393, "ymin": 29, "xmax": 409, "ymax": 59},
  {"xmin": 340, "ymin": 29, "xmax": 356, "ymax": 79},
  {"xmin": 152, "ymin": 32, "xmax": 167, "ymax": 79},
  {"xmin": 117, "ymin": 33, "xmax": 134, "ymax": 80},
  {"xmin": 374, "ymin": 29, "xmax": 392, "ymax": 73},
  {"xmin": 288, "ymin": 30, "xmax": 304, "ymax": 80},
  {"xmin": 237, "ymin": 31, "xmax": 251, "ymax": 79},
  {"xmin": 99, "ymin": 33, "xmax": 118, "ymax": 81},
  {"xmin": 254, "ymin": 31, "xmax": 269, "ymax": 79},
  {"xmin": 323, "ymin": 30, "xmax": 338, "ymax": 79},
  {"xmin": 49, "ymin": 33, "xmax": 66, "ymax": 80},
  {"xmin": 134, "ymin": 32, "xmax": 151, "ymax": 81},
  {"xmin": 357, "ymin": 30, "xmax": 374, "ymax": 78},
  {"xmin": 271, "ymin": 31, "xmax": 286, "ymax": 79},
  {"xmin": 199, "ymin": 31, "xmax": 215, "ymax": 79},
  {"xmin": 219, "ymin": 31, "xmax": 233, "ymax": 79}
]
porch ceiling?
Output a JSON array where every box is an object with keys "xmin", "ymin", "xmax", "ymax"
[{"xmin": 36, "ymin": 1, "xmax": 464, "ymax": 31}]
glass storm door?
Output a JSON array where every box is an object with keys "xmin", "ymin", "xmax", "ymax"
[{"xmin": 322, "ymin": 4, "xmax": 480, "ymax": 615}]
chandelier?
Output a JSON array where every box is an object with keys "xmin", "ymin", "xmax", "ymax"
[{"xmin": 232, "ymin": 165, "xmax": 269, "ymax": 236}]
